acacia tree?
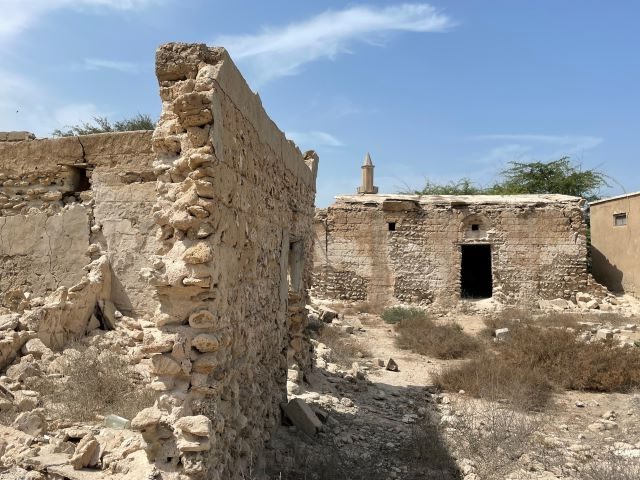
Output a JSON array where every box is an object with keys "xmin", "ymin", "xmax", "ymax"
[
  {"xmin": 405, "ymin": 157, "xmax": 610, "ymax": 201},
  {"xmin": 52, "ymin": 113, "xmax": 155, "ymax": 137},
  {"xmin": 487, "ymin": 157, "xmax": 609, "ymax": 202}
]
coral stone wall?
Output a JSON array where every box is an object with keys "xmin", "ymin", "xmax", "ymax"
[
  {"xmin": 132, "ymin": 43, "xmax": 317, "ymax": 479},
  {"xmin": 0, "ymin": 131, "xmax": 156, "ymax": 314},
  {"xmin": 313, "ymin": 194, "xmax": 589, "ymax": 306}
]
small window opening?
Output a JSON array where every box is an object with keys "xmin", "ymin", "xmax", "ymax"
[
  {"xmin": 66, "ymin": 165, "xmax": 91, "ymax": 192},
  {"xmin": 471, "ymin": 224, "xmax": 480, "ymax": 231},
  {"xmin": 388, "ymin": 222, "xmax": 396, "ymax": 231},
  {"xmin": 614, "ymin": 213, "xmax": 627, "ymax": 227}
]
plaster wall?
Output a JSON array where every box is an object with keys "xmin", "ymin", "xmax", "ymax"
[{"xmin": 591, "ymin": 193, "xmax": 640, "ymax": 296}]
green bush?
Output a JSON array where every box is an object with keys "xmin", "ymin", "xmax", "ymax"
[{"xmin": 381, "ymin": 306, "xmax": 427, "ymax": 324}]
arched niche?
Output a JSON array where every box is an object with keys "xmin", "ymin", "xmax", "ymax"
[{"xmin": 459, "ymin": 213, "xmax": 491, "ymax": 242}]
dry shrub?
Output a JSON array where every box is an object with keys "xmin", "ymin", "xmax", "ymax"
[
  {"xmin": 449, "ymin": 399, "xmax": 544, "ymax": 480},
  {"xmin": 483, "ymin": 310, "xmax": 585, "ymax": 337},
  {"xmin": 37, "ymin": 346, "xmax": 155, "ymax": 422},
  {"xmin": 389, "ymin": 308, "xmax": 481, "ymax": 360},
  {"xmin": 435, "ymin": 352, "xmax": 553, "ymax": 411},
  {"xmin": 381, "ymin": 306, "xmax": 425, "ymax": 324},
  {"xmin": 404, "ymin": 420, "xmax": 462, "ymax": 479},
  {"xmin": 316, "ymin": 325, "xmax": 371, "ymax": 367},
  {"xmin": 437, "ymin": 324, "xmax": 640, "ymax": 409},
  {"xmin": 260, "ymin": 443, "xmax": 352, "ymax": 480},
  {"xmin": 581, "ymin": 454, "xmax": 640, "ymax": 480}
]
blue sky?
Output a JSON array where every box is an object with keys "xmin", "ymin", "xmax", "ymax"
[{"xmin": 1, "ymin": 1, "xmax": 638, "ymax": 206}]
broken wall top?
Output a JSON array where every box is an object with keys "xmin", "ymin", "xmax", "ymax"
[
  {"xmin": 155, "ymin": 43, "xmax": 317, "ymax": 189},
  {"xmin": 0, "ymin": 131, "xmax": 154, "ymax": 179},
  {"xmin": 333, "ymin": 193, "xmax": 584, "ymax": 209}
]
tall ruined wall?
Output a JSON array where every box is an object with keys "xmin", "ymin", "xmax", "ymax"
[
  {"xmin": 131, "ymin": 43, "xmax": 318, "ymax": 479},
  {"xmin": 313, "ymin": 195, "xmax": 589, "ymax": 306},
  {"xmin": 0, "ymin": 131, "xmax": 157, "ymax": 315}
]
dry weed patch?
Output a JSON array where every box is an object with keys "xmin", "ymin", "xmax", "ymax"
[
  {"xmin": 383, "ymin": 307, "xmax": 481, "ymax": 360},
  {"xmin": 437, "ymin": 323, "xmax": 640, "ymax": 409},
  {"xmin": 316, "ymin": 325, "xmax": 371, "ymax": 367},
  {"xmin": 450, "ymin": 399, "xmax": 544, "ymax": 479},
  {"xmin": 580, "ymin": 454, "xmax": 640, "ymax": 480},
  {"xmin": 36, "ymin": 346, "xmax": 155, "ymax": 422}
]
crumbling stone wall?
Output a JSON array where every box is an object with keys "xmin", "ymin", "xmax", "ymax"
[
  {"xmin": 129, "ymin": 43, "xmax": 317, "ymax": 478},
  {"xmin": 313, "ymin": 194, "xmax": 590, "ymax": 306},
  {"xmin": 0, "ymin": 42, "xmax": 318, "ymax": 478},
  {"xmin": 0, "ymin": 131, "xmax": 155, "ymax": 315}
]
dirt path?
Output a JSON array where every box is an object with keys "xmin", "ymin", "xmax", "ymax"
[
  {"xmin": 261, "ymin": 313, "xmax": 461, "ymax": 480},
  {"xmin": 262, "ymin": 304, "xmax": 640, "ymax": 480}
]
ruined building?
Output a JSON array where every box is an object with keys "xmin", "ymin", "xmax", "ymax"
[
  {"xmin": 0, "ymin": 43, "xmax": 318, "ymax": 478},
  {"xmin": 313, "ymin": 154, "xmax": 594, "ymax": 306}
]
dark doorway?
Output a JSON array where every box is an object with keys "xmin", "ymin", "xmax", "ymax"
[{"xmin": 460, "ymin": 244, "xmax": 492, "ymax": 298}]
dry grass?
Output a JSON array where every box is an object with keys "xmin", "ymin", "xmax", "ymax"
[
  {"xmin": 326, "ymin": 300, "xmax": 383, "ymax": 317},
  {"xmin": 316, "ymin": 325, "xmax": 371, "ymax": 367},
  {"xmin": 258, "ymin": 443, "xmax": 354, "ymax": 480},
  {"xmin": 436, "ymin": 323, "xmax": 640, "ymax": 410},
  {"xmin": 35, "ymin": 345, "xmax": 155, "ymax": 422},
  {"xmin": 404, "ymin": 420, "xmax": 462, "ymax": 479},
  {"xmin": 384, "ymin": 307, "xmax": 481, "ymax": 360},
  {"xmin": 446, "ymin": 398, "xmax": 545, "ymax": 480},
  {"xmin": 580, "ymin": 454, "xmax": 640, "ymax": 480},
  {"xmin": 484, "ymin": 309, "xmax": 635, "ymax": 336}
]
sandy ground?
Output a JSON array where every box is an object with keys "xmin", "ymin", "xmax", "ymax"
[{"xmin": 262, "ymin": 297, "xmax": 640, "ymax": 480}]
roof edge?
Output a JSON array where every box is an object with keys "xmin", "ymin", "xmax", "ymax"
[{"xmin": 590, "ymin": 191, "xmax": 640, "ymax": 206}]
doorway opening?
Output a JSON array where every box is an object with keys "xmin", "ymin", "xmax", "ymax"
[{"xmin": 460, "ymin": 244, "xmax": 492, "ymax": 298}]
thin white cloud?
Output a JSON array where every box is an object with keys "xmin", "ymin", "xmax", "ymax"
[
  {"xmin": 472, "ymin": 134, "xmax": 604, "ymax": 164},
  {"xmin": 0, "ymin": 69, "xmax": 104, "ymax": 136},
  {"xmin": 80, "ymin": 58, "xmax": 140, "ymax": 73},
  {"xmin": 215, "ymin": 3, "xmax": 455, "ymax": 85},
  {"xmin": 287, "ymin": 131, "xmax": 344, "ymax": 148},
  {"xmin": 0, "ymin": 0, "xmax": 161, "ymax": 43}
]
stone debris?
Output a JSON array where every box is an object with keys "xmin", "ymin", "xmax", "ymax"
[
  {"xmin": 0, "ymin": 42, "xmax": 319, "ymax": 480},
  {"xmin": 494, "ymin": 327, "xmax": 510, "ymax": 340},
  {"xmin": 69, "ymin": 433, "xmax": 101, "ymax": 470},
  {"xmin": 385, "ymin": 358, "xmax": 399, "ymax": 372},
  {"xmin": 283, "ymin": 398, "xmax": 323, "ymax": 437}
]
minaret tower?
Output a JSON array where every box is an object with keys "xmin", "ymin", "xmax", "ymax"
[{"xmin": 357, "ymin": 152, "xmax": 378, "ymax": 194}]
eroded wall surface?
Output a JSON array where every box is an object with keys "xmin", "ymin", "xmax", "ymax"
[
  {"xmin": 0, "ymin": 131, "xmax": 155, "ymax": 315},
  {"xmin": 129, "ymin": 43, "xmax": 318, "ymax": 479},
  {"xmin": 313, "ymin": 194, "xmax": 590, "ymax": 306},
  {"xmin": 0, "ymin": 43, "xmax": 318, "ymax": 478},
  {"xmin": 591, "ymin": 193, "xmax": 640, "ymax": 296}
]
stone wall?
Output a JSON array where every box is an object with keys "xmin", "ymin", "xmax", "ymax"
[
  {"xmin": 313, "ymin": 194, "xmax": 590, "ymax": 306},
  {"xmin": 0, "ymin": 42, "xmax": 318, "ymax": 478},
  {"xmin": 0, "ymin": 131, "xmax": 155, "ymax": 315},
  {"xmin": 129, "ymin": 43, "xmax": 318, "ymax": 479}
]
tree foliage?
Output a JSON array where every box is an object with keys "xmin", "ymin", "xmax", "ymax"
[
  {"xmin": 52, "ymin": 113, "xmax": 155, "ymax": 137},
  {"xmin": 488, "ymin": 157, "xmax": 609, "ymax": 201},
  {"xmin": 405, "ymin": 178, "xmax": 485, "ymax": 195},
  {"xmin": 406, "ymin": 157, "xmax": 610, "ymax": 201}
]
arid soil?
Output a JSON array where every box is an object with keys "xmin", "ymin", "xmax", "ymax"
[{"xmin": 263, "ymin": 298, "xmax": 640, "ymax": 480}]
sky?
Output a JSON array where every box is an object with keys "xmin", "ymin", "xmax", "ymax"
[{"xmin": 0, "ymin": 0, "xmax": 638, "ymax": 207}]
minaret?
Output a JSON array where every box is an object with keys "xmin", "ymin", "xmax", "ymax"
[{"xmin": 357, "ymin": 152, "xmax": 378, "ymax": 194}]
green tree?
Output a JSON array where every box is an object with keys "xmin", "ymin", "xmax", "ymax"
[
  {"xmin": 402, "ymin": 178, "xmax": 485, "ymax": 195},
  {"xmin": 52, "ymin": 113, "xmax": 155, "ymax": 137},
  {"xmin": 405, "ymin": 157, "xmax": 610, "ymax": 201},
  {"xmin": 486, "ymin": 157, "xmax": 609, "ymax": 202}
]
